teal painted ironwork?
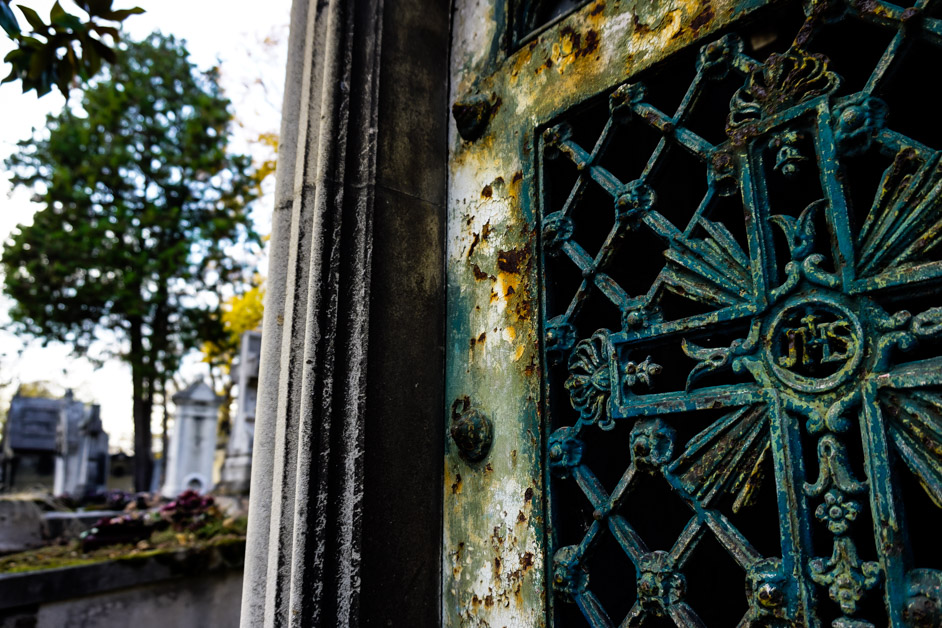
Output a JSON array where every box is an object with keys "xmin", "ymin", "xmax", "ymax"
[{"xmin": 539, "ymin": 1, "xmax": 942, "ymax": 625}]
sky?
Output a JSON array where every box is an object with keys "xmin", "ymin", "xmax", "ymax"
[{"xmin": 0, "ymin": 0, "xmax": 291, "ymax": 451}]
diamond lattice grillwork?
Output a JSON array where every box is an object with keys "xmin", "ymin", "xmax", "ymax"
[{"xmin": 541, "ymin": 1, "xmax": 942, "ymax": 626}]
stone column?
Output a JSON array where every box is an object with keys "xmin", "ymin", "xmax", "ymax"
[{"xmin": 240, "ymin": 0, "xmax": 450, "ymax": 625}]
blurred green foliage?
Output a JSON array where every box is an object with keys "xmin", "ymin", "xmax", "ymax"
[
  {"xmin": 3, "ymin": 32, "xmax": 261, "ymax": 491},
  {"xmin": 1, "ymin": 0, "xmax": 143, "ymax": 96}
]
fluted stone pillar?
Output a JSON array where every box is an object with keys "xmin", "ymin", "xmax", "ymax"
[{"xmin": 241, "ymin": 0, "xmax": 449, "ymax": 625}]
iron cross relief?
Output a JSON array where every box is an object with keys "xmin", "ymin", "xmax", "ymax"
[{"xmin": 539, "ymin": 1, "xmax": 942, "ymax": 626}]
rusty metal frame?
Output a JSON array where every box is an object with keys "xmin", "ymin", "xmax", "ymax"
[{"xmin": 446, "ymin": 0, "xmax": 780, "ymax": 626}]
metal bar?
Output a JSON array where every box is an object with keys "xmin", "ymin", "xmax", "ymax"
[
  {"xmin": 767, "ymin": 394, "xmax": 819, "ymax": 626},
  {"xmin": 859, "ymin": 381, "xmax": 906, "ymax": 627}
]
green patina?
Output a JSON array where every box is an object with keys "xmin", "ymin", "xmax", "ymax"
[
  {"xmin": 448, "ymin": 0, "xmax": 942, "ymax": 626},
  {"xmin": 537, "ymin": 0, "xmax": 942, "ymax": 625}
]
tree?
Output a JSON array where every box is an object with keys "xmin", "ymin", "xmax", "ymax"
[
  {"xmin": 3, "ymin": 32, "xmax": 261, "ymax": 492},
  {"xmin": 1, "ymin": 0, "xmax": 143, "ymax": 96}
]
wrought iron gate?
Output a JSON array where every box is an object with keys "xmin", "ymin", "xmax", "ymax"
[{"xmin": 446, "ymin": 1, "xmax": 942, "ymax": 626}]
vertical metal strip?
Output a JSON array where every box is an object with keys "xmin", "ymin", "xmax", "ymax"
[
  {"xmin": 859, "ymin": 380, "xmax": 906, "ymax": 628},
  {"xmin": 768, "ymin": 392, "xmax": 819, "ymax": 627}
]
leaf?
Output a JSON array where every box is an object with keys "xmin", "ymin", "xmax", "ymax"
[
  {"xmin": 0, "ymin": 0, "xmax": 20, "ymax": 37},
  {"xmin": 80, "ymin": 38, "xmax": 101, "ymax": 80},
  {"xmin": 80, "ymin": 0, "xmax": 114, "ymax": 17},
  {"xmin": 50, "ymin": 7, "xmax": 83, "ymax": 31},
  {"xmin": 16, "ymin": 4, "xmax": 45, "ymax": 32},
  {"xmin": 88, "ymin": 23, "xmax": 118, "ymax": 39},
  {"xmin": 101, "ymin": 6, "xmax": 144, "ymax": 21},
  {"xmin": 49, "ymin": 1, "xmax": 66, "ymax": 22},
  {"xmin": 55, "ymin": 49, "xmax": 73, "ymax": 93},
  {"xmin": 88, "ymin": 36, "xmax": 115, "ymax": 63}
]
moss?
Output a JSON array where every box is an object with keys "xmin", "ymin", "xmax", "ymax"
[{"xmin": 0, "ymin": 520, "xmax": 246, "ymax": 575}]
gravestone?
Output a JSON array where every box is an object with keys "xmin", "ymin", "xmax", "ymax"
[
  {"xmin": 1, "ymin": 390, "xmax": 98, "ymax": 494},
  {"xmin": 161, "ymin": 380, "xmax": 222, "ymax": 497},
  {"xmin": 219, "ymin": 330, "xmax": 261, "ymax": 494},
  {"xmin": 54, "ymin": 402, "xmax": 109, "ymax": 498}
]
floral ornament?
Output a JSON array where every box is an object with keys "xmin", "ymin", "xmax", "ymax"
[
  {"xmin": 816, "ymin": 489, "xmax": 860, "ymax": 535},
  {"xmin": 542, "ymin": 212, "xmax": 573, "ymax": 256},
  {"xmin": 566, "ymin": 331, "xmax": 616, "ymax": 430},
  {"xmin": 834, "ymin": 94, "xmax": 887, "ymax": 156},
  {"xmin": 810, "ymin": 537, "xmax": 880, "ymax": 616},
  {"xmin": 615, "ymin": 179, "xmax": 656, "ymax": 223},
  {"xmin": 542, "ymin": 123, "xmax": 572, "ymax": 160},
  {"xmin": 609, "ymin": 82, "xmax": 647, "ymax": 119},
  {"xmin": 744, "ymin": 558, "xmax": 789, "ymax": 626},
  {"xmin": 630, "ymin": 419, "xmax": 675, "ymax": 471},
  {"xmin": 623, "ymin": 355, "xmax": 662, "ymax": 388},
  {"xmin": 769, "ymin": 130, "xmax": 808, "ymax": 179},
  {"xmin": 727, "ymin": 47, "xmax": 840, "ymax": 140},
  {"xmin": 804, "ymin": 434, "xmax": 867, "ymax": 497},
  {"xmin": 545, "ymin": 316, "xmax": 577, "ymax": 359},
  {"xmin": 637, "ymin": 551, "xmax": 686, "ymax": 613},
  {"xmin": 903, "ymin": 568, "xmax": 942, "ymax": 627},
  {"xmin": 769, "ymin": 200, "xmax": 819, "ymax": 262},
  {"xmin": 548, "ymin": 427, "xmax": 585, "ymax": 479},
  {"xmin": 680, "ymin": 319, "xmax": 761, "ymax": 391},
  {"xmin": 697, "ymin": 34, "xmax": 744, "ymax": 81},
  {"xmin": 553, "ymin": 545, "xmax": 589, "ymax": 601},
  {"xmin": 622, "ymin": 305, "xmax": 661, "ymax": 330}
]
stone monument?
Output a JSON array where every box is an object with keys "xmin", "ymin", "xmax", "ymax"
[
  {"xmin": 54, "ymin": 399, "xmax": 109, "ymax": 497},
  {"xmin": 161, "ymin": 380, "xmax": 222, "ymax": 497},
  {"xmin": 1, "ymin": 390, "xmax": 104, "ymax": 494},
  {"xmin": 219, "ymin": 330, "xmax": 261, "ymax": 494}
]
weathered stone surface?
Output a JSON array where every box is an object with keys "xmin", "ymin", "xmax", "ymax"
[
  {"xmin": 219, "ymin": 331, "xmax": 261, "ymax": 495},
  {"xmin": 240, "ymin": 1, "xmax": 449, "ymax": 626},
  {"xmin": 0, "ymin": 499, "xmax": 43, "ymax": 553},
  {"xmin": 41, "ymin": 511, "xmax": 121, "ymax": 541},
  {"xmin": 0, "ymin": 541, "xmax": 245, "ymax": 627},
  {"xmin": 161, "ymin": 380, "xmax": 223, "ymax": 498}
]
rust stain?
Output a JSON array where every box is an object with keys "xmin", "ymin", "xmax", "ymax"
[
  {"xmin": 497, "ymin": 249, "xmax": 526, "ymax": 274},
  {"xmin": 514, "ymin": 298, "xmax": 533, "ymax": 323},
  {"xmin": 633, "ymin": 14, "xmax": 654, "ymax": 35},
  {"xmin": 467, "ymin": 231, "xmax": 480, "ymax": 258},
  {"xmin": 471, "ymin": 263, "xmax": 494, "ymax": 281},
  {"xmin": 513, "ymin": 345, "xmax": 526, "ymax": 361},
  {"xmin": 581, "ymin": 29, "xmax": 601, "ymax": 57},
  {"xmin": 689, "ymin": 2, "xmax": 715, "ymax": 33},
  {"xmin": 521, "ymin": 552, "xmax": 534, "ymax": 570},
  {"xmin": 523, "ymin": 355, "xmax": 538, "ymax": 377}
]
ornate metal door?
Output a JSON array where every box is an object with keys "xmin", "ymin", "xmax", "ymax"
[{"xmin": 445, "ymin": 1, "xmax": 942, "ymax": 626}]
